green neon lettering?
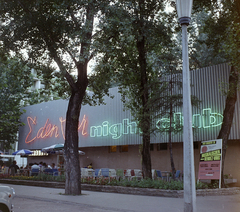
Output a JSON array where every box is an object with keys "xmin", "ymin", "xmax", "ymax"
[
  {"xmin": 102, "ymin": 121, "xmax": 109, "ymax": 136},
  {"xmin": 210, "ymin": 113, "xmax": 224, "ymax": 127},
  {"xmin": 156, "ymin": 118, "xmax": 169, "ymax": 131},
  {"xmin": 156, "ymin": 108, "xmax": 223, "ymax": 131},
  {"xmin": 203, "ymin": 108, "xmax": 211, "ymax": 128},
  {"xmin": 202, "ymin": 108, "xmax": 223, "ymax": 128},
  {"xmin": 90, "ymin": 119, "xmax": 138, "ymax": 139},
  {"xmin": 193, "ymin": 114, "xmax": 201, "ymax": 128},
  {"xmin": 89, "ymin": 108, "xmax": 223, "ymax": 140},
  {"xmin": 123, "ymin": 119, "xmax": 137, "ymax": 134},
  {"xmin": 109, "ymin": 123, "xmax": 122, "ymax": 139},
  {"xmin": 90, "ymin": 126, "xmax": 102, "ymax": 137}
]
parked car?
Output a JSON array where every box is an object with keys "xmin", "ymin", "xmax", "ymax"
[{"xmin": 0, "ymin": 185, "xmax": 15, "ymax": 212}]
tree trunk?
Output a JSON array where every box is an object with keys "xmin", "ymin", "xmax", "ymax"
[
  {"xmin": 64, "ymin": 63, "xmax": 88, "ymax": 195},
  {"xmin": 169, "ymin": 74, "xmax": 176, "ymax": 179},
  {"xmin": 136, "ymin": 4, "xmax": 152, "ymax": 178},
  {"xmin": 64, "ymin": 92, "xmax": 82, "ymax": 195},
  {"xmin": 169, "ymin": 112, "xmax": 176, "ymax": 180},
  {"xmin": 63, "ymin": 3, "xmax": 93, "ymax": 195},
  {"xmin": 142, "ymin": 131, "xmax": 152, "ymax": 178},
  {"xmin": 217, "ymin": 66, "xmax": 238, "ymax": 188},
  {"xmin": 168, "ymin": 122, "xmax": 176, "ymax": 180}
]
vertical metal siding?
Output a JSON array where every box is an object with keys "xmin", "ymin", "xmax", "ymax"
[
  {"xmin": 154, "ymin": 63, "xmax": 239, "ymax": 143},
  {"xmin": 18, "ymin": 63, "xmax": 240, "ymax": 149}
]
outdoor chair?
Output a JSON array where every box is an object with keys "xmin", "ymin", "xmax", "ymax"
[
  {"xmin": 81, "ymin": 168, "xmax": 88, "ymax": 178},
  {"xmin": 124, "ymin": 169, "xmax": 132, "ymax": 181},
  {"xmin": 116, "ymin": 169, "xmax": 124, "ymax": 181},
  {"xmin": 152, "ymin": 169, "xmax": 156, "ymax": 180},
  {"xmin": 129, "ymin": 169, "xmax": 135, "ymax": 181},
  {"xmin": 100, "ymin": 168, "xmax": 110, "ymax": 182},
  {"xmin": 131, "ymin": 169, "xmax": 143, "ymax": 180},
  {"xmin": 175, "ymin": 170, "xmax": 181, "ymax": 180},
  {"xmin": 43, "ymin": 168, "xmax": 53, "ymax": 175},
  {"xmin": 100, "ymin": 168, "xmax": 110, "ymax": 177},
  {"xmin": 169, "ymin": 170, "xmax": 182, "ymax": 181},
  {"xmin": 94, "ymin": 169, "xmax": 100, "ymax": 178},
  {"xmin": 155, "ymin": 170, "xmax": 167, "ymax": 181},
  {"xmin": 52, "ymin": 169, "xmax": 59, "ymax": 176},
  {"xmin": 109, "ymin": 169, "xmax": 117, "ymax": 179},
  {"xmin": 31, "ymin": 168, "xmax": 40, "ymax": 176}
]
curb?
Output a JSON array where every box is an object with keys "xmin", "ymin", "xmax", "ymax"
[{"xmin": 0, "ymin": 179, "xmax": 239, "ymax": 198}]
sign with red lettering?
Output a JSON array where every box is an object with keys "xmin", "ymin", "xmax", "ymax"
[
  {"xmin": 198, "ymin": 139, "xmax": 222, "ymax": 185},
  {"xmin": 24, "ymin": 115, "xmax": 88, "ymax": 144},
  {"xmin": 18, "ymin": 90, "xmax": 142, "ymax": 150},
  {"xmin": 198, "ymin": 161, "xmax": 221, "ymax": 180}
]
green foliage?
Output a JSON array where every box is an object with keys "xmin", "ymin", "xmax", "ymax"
[
  {"xmin": 196, "ymin": 181, "xmax": 208, "ymax": 190},
  {"xmin": 0, "ymin": 0, "xmax": 111, "ymax": 106},
  {"xmin": 188, "ymin": 9, "xmax": 227, "ymax": 69},
  {"xmin": 0, "ymin": 174, "xmax": 221, "ymax": 190},
  {"xmin": 91, "ymin": 1, "xmax": 182, "ymax": 135},
  {"xmin": 193, "ymin": 0, "xmax": 240, "ymax": 188},
  {"xmin": 0, "ymin": 53, "xmax": 33, "ymax": 149},
  {"xmin": 1, "ymin": 174, "xmax": 66, "ymax": 182},
  {"xmin": 191, "ymin": 0, "xmax": 240, "ymax": 70}
]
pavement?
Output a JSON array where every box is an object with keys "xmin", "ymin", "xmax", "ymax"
[{"xmin": 4, "ymin": 183, "xmax": 240, "ymax": 212}]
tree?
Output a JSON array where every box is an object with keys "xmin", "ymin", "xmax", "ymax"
[
  {"xmin": 0, "ymin": 52, "xmax": 32, "ymax": 149},
  {"xmin": 91, "ymin": 0, "xmax": 178, "ymax": 178},
  {"xmin": 191, "ymin": 0, "xmax": 240, "ymax": 187},
  {"xmin": 157, "ymin": 70, "xmax": 183, "ymax": 180},
  {"xmin": 0, "ymin": 0, "xmax": 110, "ymax": 195}
]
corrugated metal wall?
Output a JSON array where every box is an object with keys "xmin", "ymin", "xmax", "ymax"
[
  {"xmin": 19, "ymin": 63, "xmax": 240, "ymax": 149},
  {"xmin": 154, "ymin": 63, "xmax": 240, "ymax": 143}
]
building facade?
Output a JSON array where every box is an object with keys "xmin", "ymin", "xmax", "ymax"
[{"xmin": 18, "ymin": 63, "xmax": 240, "ymax": 185}]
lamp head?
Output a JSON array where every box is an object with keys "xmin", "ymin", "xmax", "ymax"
[{"xmin": 175, "ymin": 0, "xmax": 193, "ymax": 25}]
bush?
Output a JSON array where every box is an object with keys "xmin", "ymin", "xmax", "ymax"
[
  {"xmin": 196, "ymin": 181, "xmax": 208, "ymax": 189},
  {"xmin": 0, "ymin": 173, "xmax": 65, "ymax": 182},
  {"xmin": 0, "ymin": 174, "xmax": 220, "ymax": 190}
]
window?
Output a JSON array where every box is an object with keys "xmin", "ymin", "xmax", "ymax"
[
  {"xmin": 109, "ymin": 146, "xmax": 117, "ymax": 153},
  {"xmin": 157, "ymin": 143, "xmax": 168, "ymax": 151},
  {"xmin": 119, "ymin": 145, "xmax": 128, "ymax": 152},
  {"xmin": 150, "ymin": 144, "xmax": 154, "ymax": 151}
]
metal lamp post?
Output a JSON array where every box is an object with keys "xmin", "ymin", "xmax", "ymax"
[{"xmin": 176, "ymin": 0, "xmax": 196, "ymax": 211}]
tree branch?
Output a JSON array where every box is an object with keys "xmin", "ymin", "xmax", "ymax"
[{"xmin": 17, "ymin": 0, "xmax": 77, "ymax": 92}]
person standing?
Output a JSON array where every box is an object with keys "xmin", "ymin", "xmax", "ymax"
[{"xmin": 8, "ymin": 161, "xmax": 19, "ymax": 176}]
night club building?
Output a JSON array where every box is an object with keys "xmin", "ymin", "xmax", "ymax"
[{"xmin": 18, "ymin": 63, "xmax": 240, "ymax": 185}]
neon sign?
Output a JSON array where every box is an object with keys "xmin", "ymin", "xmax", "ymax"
[
  {"xmin": 156, "ymin": 108, "xmax": 223, "ymax": 130},
  {"xmin": 24, "ymin": 108, "xmax": 223, "ymax": 143},
  {"xmin": 90, "ymin": 119, "xmax": 137, "ymax": 139},
  {"xmin": 25, "ymin": 115, "xmax": 88, "ymax": 143}
]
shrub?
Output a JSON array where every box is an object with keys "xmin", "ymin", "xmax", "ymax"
[
  {"xmin": 0, "ymin": 174, "xmax": 65, "ymax": 182},
  {"xmin": 0, "ymin": 174, "xmax": 220, "ymax": 190},
  {"xmin": 196, "ymin": 181, "xmax": 208, "ymax": 189}
]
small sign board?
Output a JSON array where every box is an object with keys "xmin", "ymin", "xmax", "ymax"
[{"xmin": 198, "ymin": 139, "xmax": 222, "ymax": 188}]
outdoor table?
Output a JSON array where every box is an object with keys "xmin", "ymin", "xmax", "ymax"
[
  {"xmin": 87, "ymin": 169, "xmax": 94, "ymax": 177},
  {"xmin": 161, "ymin": 171, "xmax": 171, "ymax": 182}
]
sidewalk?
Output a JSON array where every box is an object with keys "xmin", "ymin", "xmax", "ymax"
[{"xmin": 5, "ymin": 183, "xmax": 240, "ymax": 212}]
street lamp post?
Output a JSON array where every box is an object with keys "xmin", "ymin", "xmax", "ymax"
[{"xmin": 175, "ymin": 0, "xmax": 196, "ymax": 212}]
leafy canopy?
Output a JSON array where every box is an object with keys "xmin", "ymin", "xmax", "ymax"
[{"xmin": 0, "ymin": 52, "xmax": 32, "ymax": 149}]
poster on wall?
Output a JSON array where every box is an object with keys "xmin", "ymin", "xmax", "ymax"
[{"xmin": 198, "ymin": 139, "xmax": 222, "ymax": 188}]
